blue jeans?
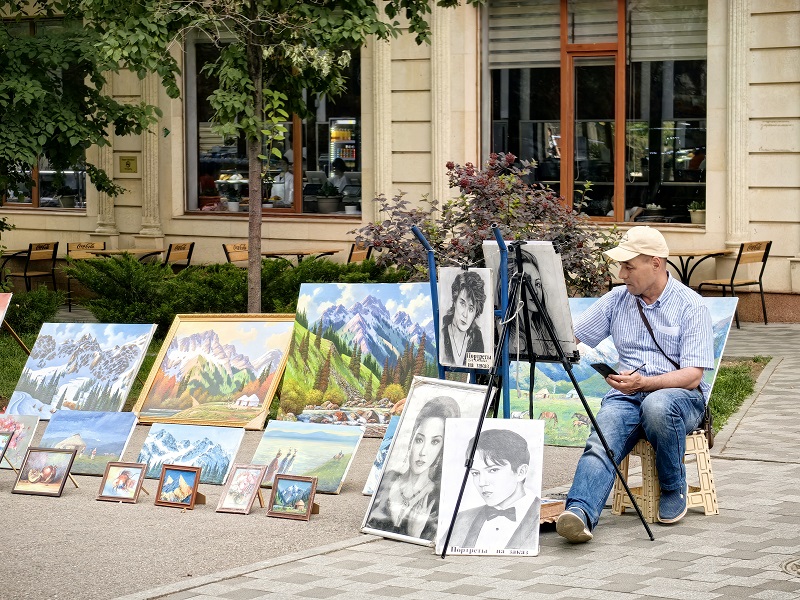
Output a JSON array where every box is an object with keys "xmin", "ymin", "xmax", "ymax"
[{"xmin": 566, "ymin": 388, "xmax": 706, "ymax": 530}]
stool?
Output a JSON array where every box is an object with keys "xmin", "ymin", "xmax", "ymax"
[{"xmin": 611, "ymin": 431, "xmax": 718, "ymax": 523}]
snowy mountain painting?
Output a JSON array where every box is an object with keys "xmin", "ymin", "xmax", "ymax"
[
  {"xmin": 0, "ymin": 293, "xmax": 11, "ymax": 323},
  {"xmin": 276, "ymin": 283, "xmax": 436, "ymax": 435},
  {"xmin": 134, "ymin": 315, "xmax": 294, "ymax": 430},
  {"xmin": 137, "ymin": 423, "xmax": 245, "ymax": 485},
  {"xmin": 511, "ymin": 297, "xmax": 738, "ymax": 447},
  {"xmin": 6, "ymin": 323, "xmax": 156, "ymax": 420},
  {"xmin": 39, "ymin": 411, "xmax": 137, "ymax": 476}
]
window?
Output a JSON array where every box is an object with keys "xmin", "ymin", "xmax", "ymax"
[
  {"xmin": 487, "ymin": 0, "xmax": 707, "ymax": 224},
  {"xmin": 185, "ymin": 41, "xmax": 362, "ymax": 216}
]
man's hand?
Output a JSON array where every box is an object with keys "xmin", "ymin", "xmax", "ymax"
[{"xmin": 606, "ymin": 366, "xmax": 704, "ymax": 394}]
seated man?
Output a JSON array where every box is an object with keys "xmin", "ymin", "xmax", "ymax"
[
  {"xmin": 448, "ymin": 429, "xmax": 540, "ymax": 551},
  {"xmin": 556, "ymin": 226, "xmax": 713, "ymax": 543}
]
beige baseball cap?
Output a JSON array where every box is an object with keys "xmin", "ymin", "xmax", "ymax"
[{"xmin": 604, "ymin": 226, "xmax": 670, "ymax": 262}]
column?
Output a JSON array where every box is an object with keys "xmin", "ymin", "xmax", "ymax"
[
  {"xmin": 138, "ymin": 74, "xmax": 163, "ymax": 237},
  {"xmin": 726, "ymin": 0, "xmax": 750, "ymax": 245},
  {"xmin": 373, "ymin": 37, "xmax": 392, "ymax": 199},
  {"xmin": 431, "ymin": 4, "xmax": 452, "ymax": 204},
  {"xmin": 94, "ymin": 74, "xmax": 118, "ymax": 235}
]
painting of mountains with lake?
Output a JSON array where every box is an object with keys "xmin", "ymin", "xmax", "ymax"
[
  {"xmin": 134, "ymin": 314, "xmax": 294, "ymax": 429},
  {"xmin": 137, "ymin": 423, "xmax": 245, "ymax": 485},
  {"xmin": 252, "ymin": 420, "xmax": 364, "ymax": 494},
  {"xmin": 39, "ymin": 411, "xmax": 137, "ymax": 476},
  {"xmin": 275, "ymin": 283, "xmax": 436, "ymax": 436},
  {"xmin": 6, "ymin": 323, "xmax": 156, "ymax": 420},
  {"xmin": 511, "ymin": 297, "xmax": 738, "ymax": 447}
]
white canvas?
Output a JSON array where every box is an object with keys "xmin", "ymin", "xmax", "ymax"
[
  {"xmin": 437, "ymin": 268, "xmax": 494, "ymax": 369},
  {"xmin": 361, "ymin": 377, "xmax": 489, "ymax": 546},
  {"xmin": 435, "ymin": 418, "xmax": 544, "ymax": 556}
]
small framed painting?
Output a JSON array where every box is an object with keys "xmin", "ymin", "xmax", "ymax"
[
  {"xmin": 0, "ymin": 430, "xmax": 15, "ymax": 465},
  {"xmin": 12, "ymin": 447, "xmax": 77, "ymax": 497},
  {"xmin": 216, "ymin": 464, "xmax": 267, "ymax": 515},
  {"xmin": 267, "ymin": 474, "xmax": 317, "ymax": 521},
  {"xmin": 155, "ymin": 464, "xmax": 202, "ymax": 509},
  {"xmin": 97, "ymin": 462, "xmax": 147, "ymax": 503}
]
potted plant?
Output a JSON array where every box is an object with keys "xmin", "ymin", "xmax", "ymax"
[
  {"xmin": 316, "ymin": 181, "xmax": 342, "ymax": 214},
  {"xmin": 688, "ymin": 200, "xmax": 706, "ymax": 225}
]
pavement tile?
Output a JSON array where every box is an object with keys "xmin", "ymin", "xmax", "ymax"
[
  {"xmin": 707, "ymin": 585, "xmax": 761, "ymax": 597},
  {"xmin": 347, "ymin": 572, "xmax": 394, "ymax": 584},
  {"xmin": 295, "ymin": 587, "xmax": 346, "ymax": 599},
  {"xmin": 220, "ymin": 589, "xmax": 270, "ymax": 600},
  {"xmin": 160, "ymin": 593, "xmax": 203, "ymax": 600}
]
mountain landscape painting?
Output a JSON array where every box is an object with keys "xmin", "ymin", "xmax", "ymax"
[
  {"xmin": 134, "ymin": 314, "xmax": 294, "ymax": 429},
  {"xmin": 252, "ymin": 420, "xmax": 364, "ymax": 494},
  {"xmin": 511, "ymin": 297, "xmax": 738, "ymax": 447},
  {"xmin": 275, "ymin": 283, "xmax": 436, "ymax": 436},
  {"xmin": 39, "ymin": 411, "xmax": 137, "ymax": 476},
  {"xmin": 6, "ymin": 323, "xmax": 156, "ymax": 420},
  {"xmin": 137, "ymin": 423, "xmax": 245, "ymax": 485}
]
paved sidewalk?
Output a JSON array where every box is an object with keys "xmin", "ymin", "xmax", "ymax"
[{"xmin": 116, "ymin": 322, "xmax": 800, "ymax": 600}]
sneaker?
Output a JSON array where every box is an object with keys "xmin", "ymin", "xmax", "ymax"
[
  {"xmin": 556, "ymin": 507, "xmax": 593, "ymax": 543},
  {"xmin": 658, "ymin": 481, "xmax": 688, "ymax": 524}
]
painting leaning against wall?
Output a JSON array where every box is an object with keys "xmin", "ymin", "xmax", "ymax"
[{"xmin": 273, "ymin": 283, "xmax": 437, "ymax": 437}]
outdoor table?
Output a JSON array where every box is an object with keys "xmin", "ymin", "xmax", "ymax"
[
  {"xmin": 85, "ymin": 248, "xmax": 166, "ymax": 262},
  {"xmin": 667, "ymin": 248, "xmax": 733, "ymax": 286},
  {"xmin": 261, "ymin": 247, "xmax": 342, "ymax": 263}
]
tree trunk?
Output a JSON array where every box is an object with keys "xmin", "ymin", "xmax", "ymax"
[{"xmin": 246, "ymin": 4, "xmax": 263, "ymax": 313}]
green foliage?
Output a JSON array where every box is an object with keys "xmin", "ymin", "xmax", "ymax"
[
  {"xmin": 709, "ymin": 359, "xmax": 763, "ymax": 432},
  {"xmin": 688, "ymin": 200, "xmax": 706, "ymax": 211},
  {"xmin": 306, "ymin": 388, "xmax": 323, "ymax": 407},
  {"xmin": 383, "ymin": 383, "xmax": 406, "ymax": 403},
  {"xmin": 353, "ymin": 153, "xmax": 622, "ymax": 296},
  {"xmin": 172, "ymin": 264, "xmax": 248, "ymax": 314},
  {"xmin": 0, "ymin": 332, "xmax": 37, "ymax": 408},
  {"xmin": 278, "ymin": 380, "xmax": 306, "ymax": 416},
  {"xmin": 323, "ymin": 386, "xmax": 346, "ymax": 407},
  {"xmin": 4, "ymin": 286, "xmax": 65, "ymax": 334},
  {"xmin": 0, "ymin": 215, "xmax": 14, "ymax": 292}
]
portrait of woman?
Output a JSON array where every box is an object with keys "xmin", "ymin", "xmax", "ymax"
[
  {"xmin": 517, "ymin": 249, "xmax": 557, "ymax": 359},
  {"xmin": 438, "ymin": 268, "xmax": 492, "ymax": 369}
]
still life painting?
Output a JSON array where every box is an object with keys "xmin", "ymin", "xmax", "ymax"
[
  {"xmin": 6, "ymin": 323, "xmax": 156, "ymax": 419},
  {"xmin": 252, "ymin": 420, "xmax": 364, "ymax": 494},
  {"xmin": 12, "ymin": 447, "xmax": 77, "ymax": 497},
  {"xmin": 0, "ymin": 414, "xmax": 39, "ymax": 470},
  {"xmin": 275, "ymin": 283, "xmax": 436, "ymax": 436},
  {"xmin": 39, "ymin": 411, "xmax": 137, "ymax": 476},
  {"xmin": 97, "ymin": 462, "xmax": 147, "ymax": 503},
  {"xmin": 134, "ymin": 314, "xmax": 294, "ymax": 430},
  {"xmin": 216, "ymin": 464, "xmax": 267, "ymax": 514},
  {"xmin": 137, "ymin": 423, "xmax": 244, "ymax": 485}
]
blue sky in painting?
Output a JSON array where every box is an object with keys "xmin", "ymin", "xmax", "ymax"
[
  {"xmin": 169, "ymin": 319, "xmax": 294, "ymax": 361},
  {"xmin": 39, "ymin": 323, "xmax": 154, "ymax": 349},
  {"xmin": 40, "ymin": 411, "xmax": 136, "ymax": 447},
  {"xmin": 297, "ymin": 283, "xmax": 433, "ymax": 328}
]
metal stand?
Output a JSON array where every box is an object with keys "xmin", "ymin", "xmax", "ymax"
[{"xmin": 439, "ymin": 239, "xmax": 654, "ymax": 558}]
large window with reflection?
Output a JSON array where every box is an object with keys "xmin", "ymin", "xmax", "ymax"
[{"xmin": 488, "ymin": 0, "xmax": 707, "ymax": 224}]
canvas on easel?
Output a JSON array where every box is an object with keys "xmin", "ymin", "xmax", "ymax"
[{"xmin": 437, "ymin": 267, "xmax": 493, "ymax": 369}]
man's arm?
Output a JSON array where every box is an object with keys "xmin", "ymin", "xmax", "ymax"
[{"xmin": 606, "ymin": 366, "xmax": 704, "ymax": 395}]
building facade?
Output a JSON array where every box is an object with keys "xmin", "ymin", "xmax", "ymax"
[{"xmin": 2, "ymin": 0, "xmax": 799, "ymax": 315}]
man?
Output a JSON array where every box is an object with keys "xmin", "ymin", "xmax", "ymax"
[
  {"xmin": 447, "ymin": 429, "xmax": 541, "ymax": 551},
  {"xmin": 556, "ymin": 226, "xmax": 713, "ymax": 543}
]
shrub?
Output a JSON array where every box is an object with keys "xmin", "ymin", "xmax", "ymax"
[
  {"xmin": 305, "ymin": 388, "xmax": 324, "ymax": 407},
  {"xmin": 278, "ymin": 381, "xmax": 306, "ymax": 416},
  {"xmin": 4, "ymin": 286, "xmax": 65, "ymax": 334},
  {"xmin": 173, "ymin": 263, "xmax": 248, "ymax": 314},
  {"xmin": 352, "ymin": 153, "xmax": 621, "ymax": 296},
  {"xmin": 323, "ymin": 386, "xmax": 346, "ymax": 407},
  {"xmin": 383, "ymin": 383, "xmax": 406, "ymax": 403}
]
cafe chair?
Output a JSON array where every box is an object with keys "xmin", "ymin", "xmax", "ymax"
[
  {"xmin": 697, "ymin": 240, "xmax": 772, "ymax": 329},
  {"xmin": 163, "ymin": 242, "xmax": 195, "ymax": 272},
  {"xmin": 223, "ymin": 242, "xmax": 248, "ymax": 268},
  {"xmin": 65, "ymin": 241, "xmax": 106, "ymax": 311},
  {"xmin": 347, "ymin": 242, "xmax": 372, "ymax": 264},
  {"xmin": 7, "ymin": 242, "xmax": 59, "ymax": 292}
]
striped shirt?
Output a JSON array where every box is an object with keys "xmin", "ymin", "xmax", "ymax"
[{"xmin": 574, "ymin": 274, "xmax": 714, "ymax": 402}]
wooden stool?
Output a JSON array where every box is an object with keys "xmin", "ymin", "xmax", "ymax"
[{"xmin": 611, "ymin": 431, "xmax": 718, "ymax": 523}]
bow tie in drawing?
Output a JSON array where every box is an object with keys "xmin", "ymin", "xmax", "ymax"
[{"xmin": 486, "ymin": 506, "xmax": 516, "ymax": 521}]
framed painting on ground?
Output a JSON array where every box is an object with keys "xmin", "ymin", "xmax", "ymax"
[
  {"xmin": 12, "ymin": 447, "xmax": 77, "ymax": 497},
  {"xmin": 133, "ymin": 314, "xmax": 294, "ymax": 430},
  {"xmin": 39, "ymin": 411, "xmax": 137, "ymax": 476},
  {"xmin": 216, "ymin": 464, "xmax": 267, "ymax": 514},
  {"xmin": 361, "ymin": 376, "xmax": 489, "ymax": 546},
  {"xmin": 155, "ymin": 464, "xmax": 202, "ymax": 509},
  {"xmin": 97, "ymin": 462, "xmax": 147, "ymax": 503},
  {"xmin": 137, "ymin": 423, "xmax": 245, "ymax": 485},
  {"xmin": 6, "ymin": 323, "xmax": 156, "ymax": 420},
  {"xmin": 0, "ymin": 415, "xmax": 39, "ymax": 470},
  {"xmin": 274, "ymin": 283, "xmax": 436, "ymax": 437},
  {"xmin": 267, "ymin": 475, "xmax": 317, "ymax": 521},
  {"xmin": 251, "ymin": 420, "xmax": 364, "ymax": 494},
  {"xmin": 0, "ymin": 430, "xmax": 15, "ymax": 465}
]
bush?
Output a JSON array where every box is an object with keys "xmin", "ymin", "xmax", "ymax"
[
  {"xmin": 352, "ymin": 153, "xmax": 621, "ymax": 296},
  {"xmin": 383, "ymin": 383, "xmax": 406, "ymax": 403},
  {"xmin": 278, "ymin": 381, "xmax": 306, "ymax": 416},
  {"xmin": 323, "ymin": 386, "xmax": 346, "ymax": 407},
  {"xmin": 173, "ymin": 263, "xmax": 248, "ymax": 314},
  {"xmin": 4, "ymin": 286, "xmax": 65, "ymax": 334}
]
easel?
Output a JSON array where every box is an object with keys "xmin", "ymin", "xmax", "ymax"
[
  {"xmin": 2, "ymin": 320, "xmax": 31, "ymax": 355},
  {"xmin": 438, "ymin": 235, "xmax": 654, "ymax": 558}
]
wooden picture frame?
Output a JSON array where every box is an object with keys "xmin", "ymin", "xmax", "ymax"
[
  {"xmin": 12, "ymin": 447, "xmax": 77, "ymax": 497},
  {"xmin": 216, "ymin": 464, "xmax": 267, "ymax": 514},
  {"xmin": 267, "ymin": 475, "xmax": 317, "ymax": 521},
  {"xmin": 0, "ymin": 430, "xmax": 15, "ymax": 465},
  {"xmin": 97, "ymin": 462, "xmax": 147, "ymax": 503},
  {"xmin": 154, "ymin": 464, "xmax": 202, "ymax": 509},
  {"xmin": 133, "ymin": 313, "xmax": 295, "ymax": 430}
]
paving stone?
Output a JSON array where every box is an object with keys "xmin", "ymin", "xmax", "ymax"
[{"xmin": 220, "ymin": 590, "xmax": 270, "ymax": 600}]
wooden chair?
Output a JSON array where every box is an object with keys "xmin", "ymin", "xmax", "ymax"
[
  {"xmin": 7, "ymin": 242, "xmax": 59, "ymax": 292},
  {"xmin": 66, "ymin": 241, "xmax": 106, "ymax": 311},
  {"xmin": 163, "ymin": 242, "xmax": 195, "ymax": 271},
  {"xmin": 347, "ymin": 242, "xmax": 372, "ymax": 263},
  {"xmin": 223, "ymin": 242, "xmax": 249, "ymax": 268},
  {"xmin": 697, "ymin": 241, "xmax": 772, "ymax": 328}
]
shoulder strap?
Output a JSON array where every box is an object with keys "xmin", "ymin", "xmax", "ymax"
[{"xmin": 635, "ymin": 299, "xmax": 680, "ymax": 370}]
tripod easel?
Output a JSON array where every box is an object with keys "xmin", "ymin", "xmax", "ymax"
[{"xmin": 438, "ymin": 232, "xmax": 654, "ymax": 558}]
